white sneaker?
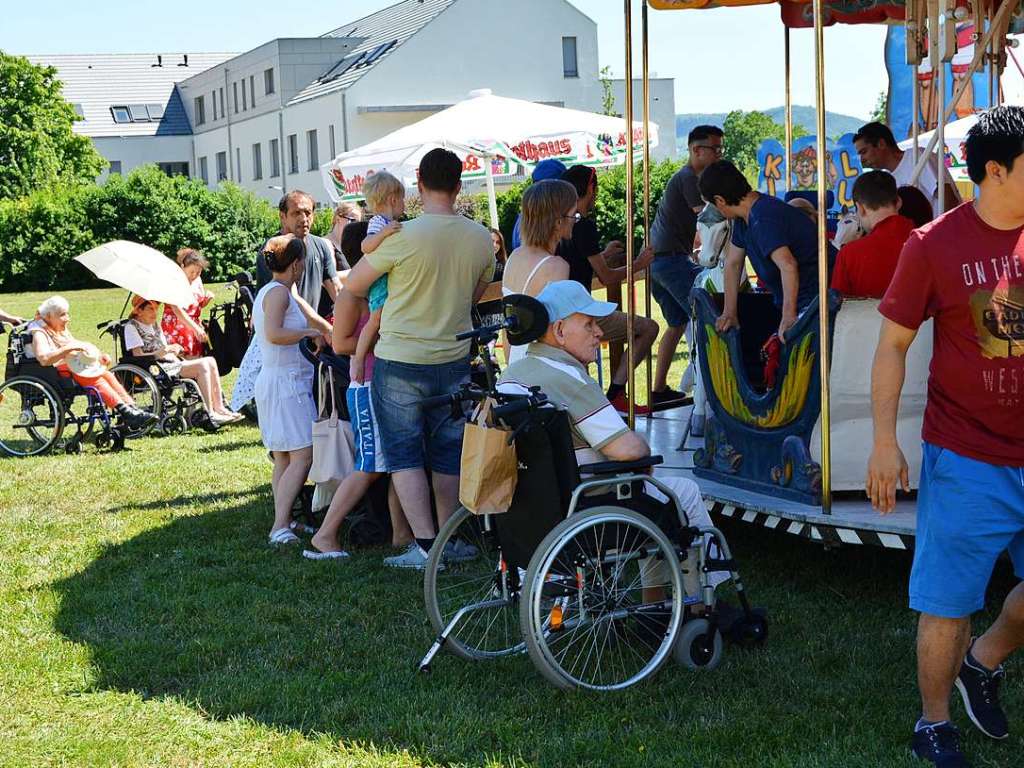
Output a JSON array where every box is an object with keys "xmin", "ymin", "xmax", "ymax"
[{"xmin": 384, "ymin": 542, "xmax": 432, "ymax": 570}]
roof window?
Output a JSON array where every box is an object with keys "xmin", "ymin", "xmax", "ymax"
[{"xmin": 111, "ymin": 106, "xmax": 131, "ymax": 123}]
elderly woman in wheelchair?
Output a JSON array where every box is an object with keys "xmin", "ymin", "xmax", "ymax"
[
  {"xmin": 419, "ymin": 282, "xmax": 764, "ymax": 691},
  {"xmin": 124, "ymin": 296, "xmax": 242, "ymax": 426}
]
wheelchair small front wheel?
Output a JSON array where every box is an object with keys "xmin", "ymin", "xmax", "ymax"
[
  {"xmin": 673, "ymin": 618, "xmax": 723, "ymax": 671},
  {"xmin": 520, "ymin": 506, "xmax": 684, "ymax": 692},
  {"xmin": 423, "ymin": 506, "xmax": 525, "ymax": 661}
]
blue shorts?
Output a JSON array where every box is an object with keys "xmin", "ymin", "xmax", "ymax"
[
  {"xmin": 650, "ymin": 252, "xmax": 703, "ymax": 328},
  {"xmin": 371, "ymin": 356, "xmax": 470, "ymax": 474},
  {"xmin": 346, "ymin": 382, "xmax": 388, "ymax": 473},
  {"xmin": 910, "ymin": 442, "xmax": 1024, "ymax": 618}
]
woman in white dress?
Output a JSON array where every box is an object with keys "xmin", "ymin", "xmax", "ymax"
[
  {"xmin": 500, "ymin": 180, "xmax": 576, "ymax": 363},
  {"xmin": 252, "ymin": 235, "xmax": 332, "ymax": 545}
]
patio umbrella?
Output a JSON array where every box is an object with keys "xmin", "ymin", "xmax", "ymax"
[
  {"xmin": 321, "ymin": 89, "xmax": 658, "ymax": 227},
  {"xmin": 74, "ymin": 240, "xmax": 194, "ymax": 307}
]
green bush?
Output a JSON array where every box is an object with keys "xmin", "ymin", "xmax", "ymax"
[{"xmin": 0, "ymin": 165, "xmax": 280, "ymax": 292}]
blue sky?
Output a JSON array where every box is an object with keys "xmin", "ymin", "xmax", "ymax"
[{"xmin": 2, "ymin": 0, "xmax": 887, "ymax": 118}]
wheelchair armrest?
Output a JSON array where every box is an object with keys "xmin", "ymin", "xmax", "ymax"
[{"xmin": 578, "ymin": 455, "xmax": 664, "ymax": 476}]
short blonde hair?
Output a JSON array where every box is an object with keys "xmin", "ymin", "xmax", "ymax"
[
  {"xmin": 521, "ymin": 179, "xmax": 577, "ymax": 249},
  {"xmin": 334, "ymin": 201, "xmax": 361, "ymax": 222},
  {"xmin": 38, "ymin": 295, "xmax": 69, "ymax": 319},
  {"xmin": 361, "ymin": 171, "xmax": 404, "ymax": 211}
]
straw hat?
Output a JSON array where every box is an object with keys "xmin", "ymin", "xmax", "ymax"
[{"xmin": 66, "ymin": 348, "xmax": 106, "ymax": 378}]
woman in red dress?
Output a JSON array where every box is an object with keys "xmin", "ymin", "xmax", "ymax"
[{"xmin": 161, "ymin": 248, "xmax": 214, "ymax": 359}]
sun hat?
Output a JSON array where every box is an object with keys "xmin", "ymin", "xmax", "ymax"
[
  {"xmin": 66, "ymin": 348, "xmax": 107, "ymax": 379},
  {"xmin": 536, "ymin": 280, "xmax": 617, "ymax": 324},
  {"xmin": 531, "ymin": 159, "xmax": 567, "ymax": 183}
]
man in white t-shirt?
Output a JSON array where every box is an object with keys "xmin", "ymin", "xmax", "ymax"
[{"xmin": 853, "ymin": 121, "xmax": 960, "ymax": 214}]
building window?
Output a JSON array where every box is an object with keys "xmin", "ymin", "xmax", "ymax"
[
  {"xmin": 72, "ymin": 103, "xmax": 85, "ymax": 119},
  {"xmin": 307, "ymin": 129, "xmax": 318, "ymax": 171},
  {"xmin": 158, "ymin": 162, "xmax": 189, "ymax": 177},
  {"xmin": 111, "ymin": 106, "xmax": 131, "ymax": 123},
  {"xmin": 233, "ymin": 82, "xmax": 239, "ymax": 114},
  {"xmin": 211, "ymin": 90, "xmax": 218, "ymax": 121},
  {"xmin": 562, "ymin": 37, "xmax": 578, "ymax": 78},
  {"xmin": 264, "ymin": 68, "xmax": 275, "ymax": 95},
  {"xmin": 252, "ymin": 143, "xmax": 263, "ymax": 180},
  {"xmin": 241, "ymin": 80, "xmax": 247, "ymax": 111},
  {"xmin": 236, "ymin": 148, "xmax": 242, "ymax": 181},
  {"xmin": 193, "ymin": 96, "xmax": 206, "ymax": 125},
  {"xmin": 329, "ymin": 125, "xmax": 336, "ymax": 159},
  {"xmin": 199, "ymin": 156, "xmax": 209, "ymax": 184},
  {"xmin": 288, "ymin": 134, "xmax": 298, "ymax": 174},
  {"xmin": 146, "ymin": 103, "xmax": 164, "ymax": 120},
  {"xmin": 216, "ymin": 151, "xmax": 227, "ymax": 181},
  {"xmin": 249, "ymin": 75, "xmax": 256, "ymax": 108},
  {"xmin": 108, "ymin": 160, "xmax": 122, "ymax": 175},
  {"xmin": 219, "ymin": 87, "xmax": 225, "ymax": 117},
  {"xmin": 270, "ymin": 138, "xmax": 281, "ymax": 177}
]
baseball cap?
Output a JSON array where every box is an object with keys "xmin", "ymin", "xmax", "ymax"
[
  {"xmin": 531, "ymin": 159, "xmax": 567, "ymax": 183},
  {"xmin": 536, "ymin": 280, "xmax": 617, "ymax": 323}
]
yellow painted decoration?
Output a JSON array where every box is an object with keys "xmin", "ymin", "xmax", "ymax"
[
  {"xmin": 648, "ymin": 0, "xmax": 776, "ymax": 9},
  {"xmin": 703, "ymin": 325, "xmax": 816, "ymax": 428}
]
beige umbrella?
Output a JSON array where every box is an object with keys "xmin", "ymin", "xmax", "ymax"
[{"xmin": 74, "ymin": 240, "xmax": 194, "ymax": 307}]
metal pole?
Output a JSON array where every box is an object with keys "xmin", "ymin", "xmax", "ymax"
[
  {"xmin": 785, "ymin": 26, "xmax": 793, "ymax": 195},
  {"xmin": 812, "ymin": 0, "xmax": 832, "ymax": 514},
  {"xmin": 934, "ymin": 1, "xmax": 946, "ymax": 216},
  {"xmin": 641, "ymin": 0, "xmax": 653, "ymax": 411},
  {"xmin": 624, "ymin": 0, "xmax": 636, "ymax": 429},
  {"xmin": 484, "ymin": 158, "xmax": 499, "ymax": 230},
  {"xmin": 911, "ymin": 21, "xmax": 920, "ymax": 168}
]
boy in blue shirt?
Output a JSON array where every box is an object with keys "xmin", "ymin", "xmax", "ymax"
[{"xmin": 698, "ymin": 160, "xmax": 834, "ymax": 341}]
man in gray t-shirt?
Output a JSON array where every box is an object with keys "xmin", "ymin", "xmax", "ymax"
[{"xmin": 648, "ymin": 125, "xmax": 724, "ymax": 406}]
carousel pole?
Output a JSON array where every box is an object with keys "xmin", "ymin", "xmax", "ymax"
[
  {"xmin": 812, "ymin": 0, "xmax": 832, "ymax": 514},
  {"xmin": 641, "ymin": 0, "xmax": 653, "ymax": 410},
  {"xmin": 624, "ymin": 0, "xmax": 637, "ymax": 429},
  {"xmin": 910, "ymin": 13, "xmax": 920, "ymax": 168},
  {"xmin": 935, "ymin": 0, "xmax": 947, "ymax": 216},
  {"xmin": 784, "ymin": 26, "xmax": 794, "ymax": 194}
]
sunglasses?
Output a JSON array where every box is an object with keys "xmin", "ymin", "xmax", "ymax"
[{"xmin": 560, "ymin": 212, "xmax": 582, "ymax": 223}]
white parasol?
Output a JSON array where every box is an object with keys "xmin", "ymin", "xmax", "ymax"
[{"xmin": 74, "ymin": 240, "xmax": 194, "ymax": 307}]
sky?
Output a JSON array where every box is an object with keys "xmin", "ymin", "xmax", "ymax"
[{"xmin": 2, "ymin": 0, "xmax": 888, "ymax": 119}]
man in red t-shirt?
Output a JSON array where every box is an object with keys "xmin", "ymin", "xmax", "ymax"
[
  {"xmin": 867, "ymin": 106, "xmax": 1024, "ymax": 767},
  {"xmin": 831, "ymin": 171, "xmax": 915, "ymax": 298}
]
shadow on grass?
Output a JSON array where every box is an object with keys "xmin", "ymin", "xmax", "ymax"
[
  {"xmin": 197, "ymin": 438, "xmax": 262, "ymax": 454},
  {"xmin": 105, "ymin": 487, "xmax": 267, "ymax": 514},
  {"xmin": 52, "ymin": 509, "xmax": 1022, "ymax": 768}
]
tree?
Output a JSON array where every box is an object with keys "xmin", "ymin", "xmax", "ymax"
[
  {"xmin": 871, "ymin": 90, "xmax": 888, "ymax": 124},
  {"xmin": 599, "ymin": 66, "xmax": 618, "ymax": 117},
  {"xmin": 722, "ymin": 109, "xmax": 807, "ymax": 181},
  {"xmin": 0, "ymin": 52, "xmax": 105, "ymax": 199}
]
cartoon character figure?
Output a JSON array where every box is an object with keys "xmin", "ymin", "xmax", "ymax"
[{"xmin": 791, "ymin": 146, "xmax": 839, "ymax": 191}]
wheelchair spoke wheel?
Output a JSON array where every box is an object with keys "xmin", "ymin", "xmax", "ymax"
[
  {"xmin": 110, "ymin": 364, "xmax": 160, "ymax": 437},
  {"xmin": 0, "ymin": 377, "xmax": 64, "ymax": 457},
  {"xmin": 424, "ymin": 506, "xmax": 525, "ymax": 661},
  {"xmin": 520, "ymin": 507, "xmax": 684, "ymax": 691}
]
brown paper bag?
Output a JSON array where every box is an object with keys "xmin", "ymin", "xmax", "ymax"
[{"xmin": 459, "ymin": 398, "xmax": 518, "ymax": 515}]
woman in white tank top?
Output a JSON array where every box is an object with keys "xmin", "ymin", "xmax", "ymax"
[{"xmin": 501, "ymin": 179, "xmax": 578, "ymax": 364}]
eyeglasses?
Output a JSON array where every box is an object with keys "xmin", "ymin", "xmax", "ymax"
[
  {"xmin": 694, "ymin": 144, "xmax": 724, "ymax": 155},
  {"xmin": 560, "ymin": 212, "xmax": 582, "ymax": 223},
  {"xmin": 342, "ymin": 215, "xmax": 358, "ymax": 222}
]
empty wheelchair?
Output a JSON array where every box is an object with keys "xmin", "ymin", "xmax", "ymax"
[
  {"xmin": 418, "ymin": 297, "xmax": 766, "ymax": 691},
  {"xmin": 0, "ymin": 322, "xmax": 127, "ymax": 456},
  {"xmin": 99, "ymin": 318, "xmax": 217, "ymax": 437}
]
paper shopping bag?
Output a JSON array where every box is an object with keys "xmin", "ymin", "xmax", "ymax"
[{"xmin": 459, "ymin": 398, "xmax": 517, "ymax": 515}]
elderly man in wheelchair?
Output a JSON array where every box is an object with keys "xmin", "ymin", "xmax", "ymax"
[{"xmin": 419, "ymin": 281, "xmax": 764, "ymax": 691}]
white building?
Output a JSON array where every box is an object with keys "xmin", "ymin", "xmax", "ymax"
[{"xmin": 31, "ymin": 0, "xmax": 675, "ymax": 205}]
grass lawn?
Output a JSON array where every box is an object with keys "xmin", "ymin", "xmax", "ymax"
[{"xmin": 1, "ymin": 286, "xmax": 1020, "ymax": 767}]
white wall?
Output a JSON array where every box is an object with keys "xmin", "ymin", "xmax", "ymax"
[
  {"xmin": 94, "ymin": 135, "xmax": 195, "ymax": 180},
  {"xmin": 611, "ymin": 78, "xmax": 677, "ymax": 162}
]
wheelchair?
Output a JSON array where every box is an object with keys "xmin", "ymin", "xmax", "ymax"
[
  {"xmin": 98, "ymin": 318, "xmax": 217, "ymax": 438},
  {"xmin": 0, "ymin": 322, "xmax": 127, "ymax": 456},
  {"xmin": 417, "ymin": 296, "xmax": 766, "ymax": 691}
]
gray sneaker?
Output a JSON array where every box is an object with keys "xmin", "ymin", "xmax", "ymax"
[
  {"xmin": 384, "ymin": 542, "xmax": 433, "ymax": 570},
  {"xmin": 443, "ymin": 538, "xmax": 480, "ymax": 563}
]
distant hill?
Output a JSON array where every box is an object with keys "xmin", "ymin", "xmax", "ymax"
[{"xmin": 676, "ymin": 106, "xmax": 868, "ymax": 148}]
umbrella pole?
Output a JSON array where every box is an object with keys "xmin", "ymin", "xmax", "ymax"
[
  {"xmin": 641, "ymin": 0, "xmax": 653, "ymax": 411},
  {"xmin": 812, "ymin": 0, "xmax": 832, "ymax": 515},
  {"xmin": 485, "ymin": 157, "xmax": 499, "ymax": 231},
  {"xmin": 624, "ymin": 0, "xmax": 636, "ymax": 429}
]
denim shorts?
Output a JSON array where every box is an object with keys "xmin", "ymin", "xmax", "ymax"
[
  {"xmin": 910, "ymin": 442, "xmax": 1024, "ymax": 618},
  {"xmin": 371, "ymin": 356, "xmax": 471, "ymax": 474},
  {"xmin": 650, "ymin": 252, "xmax": 703, "ymax": 328}
]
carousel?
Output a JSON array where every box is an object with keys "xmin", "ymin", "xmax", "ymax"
[{"xmin": 619, "ymin": 0, "xmax": 1021, "ymax": 550}]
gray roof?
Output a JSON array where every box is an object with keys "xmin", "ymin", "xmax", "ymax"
[
  {"xmin": 288, "ymin": 0, "xmax": 459, "ymax": 105},
  {"xmin": 25, "ymin": 53, "xmax": 235, "ymax": 137}
]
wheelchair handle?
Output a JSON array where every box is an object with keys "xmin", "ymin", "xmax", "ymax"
[{"xmin": 491, "ymin": 391, "xmax": 547, "ymax": 421}]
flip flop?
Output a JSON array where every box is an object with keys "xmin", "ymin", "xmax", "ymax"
[
  {"xmin": 269, "ymin": 528, "xmax": 300, "ymax": 545},
  {"xmin": 302, "ymin": 549, "xmax": 350, "ymax": 560}
]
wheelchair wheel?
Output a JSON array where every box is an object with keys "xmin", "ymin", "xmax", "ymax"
[
  {"xmin": 0, "ymin": 377, "xmax": 65, "ymax": 457},
  {"xmin": 673, "ymin": 618, "xmax": 723, "ymax": 671},
  {"xmin": 423, "ymin": 506, "xmax": 525, "ymax": 661},
  {"xmin": 110, "ymin": 364, "xmax": 161, "ymax": 438},
  {"xmin": 520, "ymin": 506, "xmax": 684, "ymax": 691}
]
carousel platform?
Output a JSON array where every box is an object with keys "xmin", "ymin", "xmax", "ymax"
[{"xmin": 643, "ymin": 406, "xmax": 917, "ymax": 551}]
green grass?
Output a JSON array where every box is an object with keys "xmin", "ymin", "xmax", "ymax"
[{"xmin": 1, "ymin": 287, "xmax": 1021, "ymax": 767}]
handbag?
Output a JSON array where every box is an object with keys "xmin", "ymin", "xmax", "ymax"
[
  {"xmin": 309, "ymin": 366, "xmax": 356, "ymax": 484},
  {"xmin": 459, "ymin": 398, "xmax": 518, "ymax": 515}
]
